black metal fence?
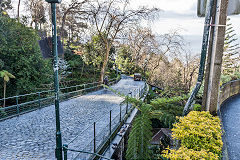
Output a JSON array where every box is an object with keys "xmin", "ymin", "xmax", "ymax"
[
  {"xmin": 0, "ymin": 78, "xmax": 120, "ymax": 121},
  {"xmin": 62, "ymin": 82, "xmax": 148, "ymax": 160}
]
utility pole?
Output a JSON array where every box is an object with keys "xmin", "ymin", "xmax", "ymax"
[
  {"xmin": 45, "ymin": 0, "xmax": 62, "ymax": 159},
  {"xmin": 203, "ymin": 0, "xmax": 229, "ymax": 114},
  {"xmin": 202, "ymin": 0, "xmax": 217, "ymax": 110}
]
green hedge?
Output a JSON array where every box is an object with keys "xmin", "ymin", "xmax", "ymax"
[{"xmin": 162, "ymin": 111, "xmax": 223, "ymax": 160}]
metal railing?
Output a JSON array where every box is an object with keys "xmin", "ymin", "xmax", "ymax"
[
  {"xmin": 62, "ymin": 83, "xmax": 148, "ymax": 160},
  {"xmin": 0, "ymin": 78, "xmax": 121, "ymax": 120}
]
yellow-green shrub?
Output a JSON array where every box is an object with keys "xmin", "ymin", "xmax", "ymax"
[
  {"xmin": 162, "ymin": 146, "xmax": 219, "ymax": 160},
  {"xmin": 163, "ymin": 111, "xmax": 223, "ymax": 159}
]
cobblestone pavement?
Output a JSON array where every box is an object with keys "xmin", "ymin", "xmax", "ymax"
[
  {"xmin": 0, "ymin": 77, "xmax": 145, "ymax": 160},
  {"xmin": 221, "ymin": 94, "xmax": 240, "ymax": 160}
]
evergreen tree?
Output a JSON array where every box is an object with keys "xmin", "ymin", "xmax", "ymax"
[{"xmin": 223, "ymin": 18, "xmax": 240, "ymax": 75}]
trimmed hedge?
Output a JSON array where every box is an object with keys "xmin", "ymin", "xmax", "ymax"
[{"xmin": 162, "ymin": 111, "xmax": 223, "ymax": 160}]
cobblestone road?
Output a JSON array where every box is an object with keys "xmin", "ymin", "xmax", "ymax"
[
  {"xmin": 0, "ymin": 77, "xmax": 145, "ymax": 160},
  {"xmin": 221, "ymin": 94, "xmax": 240, "ymax": 160}
]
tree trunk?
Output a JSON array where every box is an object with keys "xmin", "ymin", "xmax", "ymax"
[
  {"xmin": 100, "ymin": 45, "xmax": 110, "ymax": 82},
  {"xmin": 61, "ymin": 11, "xmax": 68, "ymax": 44},
  {"xmin": 17, "ymin": 0, "xmax": 21, "ymax": 21},
  {"xmin": 80, "ymin": 62, "xmax": 85, "ymax": 78},
  {"xmin": 3, "ymin": 81, "xmax": 6, "ymax": 108}
]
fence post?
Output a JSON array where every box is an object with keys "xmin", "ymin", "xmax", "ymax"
[
  {"xmin": 94, "ymin": 122, "xmax": 96, "ymax": 153},
  {"xmin": 63, "ymin": 144, "xmax": 68, "ymax": 160},
  {"xmin": 139, "ymin": 88, "xmax": 140, "ymax": 98},
  {"xmin": 120, "ymin": 105, "xmax": 122, "ymax": 122},
  {"xmin": 38, "ymin": 92, "xmax": 41, "ymax": 108},
  {"xmin": 109, "ymin": 110, "xmax": 112, "ymax": 145},
  {"xmin": 16, "ymin": 96, "xmax": 20, "ymax": 114},
  {"xmin": 126, "ymin": 92, "xmax": 132, "ymax": 114},
  {"xmin": 126, "ymin": 96, "xmax": 128, "ymax": 115}
]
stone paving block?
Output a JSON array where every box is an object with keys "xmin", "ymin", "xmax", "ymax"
[{"xmin": 0, "ymin": 78, "xmax": 145, "ymax": 159}]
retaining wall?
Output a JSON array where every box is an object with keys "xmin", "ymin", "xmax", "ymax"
[{"xmin": 218, "ymin": 79, "xmax": 240, "ymax": 109}]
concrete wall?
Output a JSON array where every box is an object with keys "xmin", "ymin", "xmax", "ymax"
[
  {"xmin": 218, "ymin": 79, "xmax": 240, "ymax": 110},
  {"xmin": 218, "ymin": 79, "xmax": 240, "ymax": 160}
]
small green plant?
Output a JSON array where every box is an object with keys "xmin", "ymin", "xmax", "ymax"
[
  {"xmin": 162, "ymin": 111, "xmax": 223, "ymax": 159},
  {"xmin": 0, "ymin": 110, "xmax": 7, "ymax": 118},
  {"xmin": 192, "ymin": 104, "xmax": 201, "ymax": 111},
  {"xmin": 0, "ymin": 70, "xmax": 15, "ymax": 107},
  {"xmin": 150, "ymin": 95, "xmax": 188, "ymax": 128}
]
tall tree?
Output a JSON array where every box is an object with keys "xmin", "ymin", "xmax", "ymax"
[
  {"xmin": 87, "ymin": 0, "xmax": 159, "ymax": 82},
  {"xmin": 223, "ymin": 18, "xmax": 240, "ymax": 75},
  {"xmin": 27, "ymin": 0, "xmax": 46, "ymax": 30},
  {"xmin": 17, "ymin": 0, "xmax": 20, "ymax": 21},
  {"xmin": 0, "ymin": 16, "xmax": 52, "ymax": 96},
  {"xmin": 59, "ymin": 0, "xmax": 88, "ymax": 43}
]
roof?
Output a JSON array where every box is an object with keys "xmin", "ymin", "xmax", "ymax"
[{"xmin": 150, "ymin": 128, "xmax": 172, "ymax": 145}]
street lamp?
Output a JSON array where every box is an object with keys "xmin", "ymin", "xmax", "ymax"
[{"xmin": 45, "ymin": 0, "xmax": 62, "ymax": 159}]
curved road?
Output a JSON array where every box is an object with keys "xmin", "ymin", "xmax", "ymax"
[
  {"xmin": 0, "ymin": 77, "xmax": 145, "ymax": 160},
  {"xmin": 221, "ymin": 94, "xmax": 240, "ymax": 160}
]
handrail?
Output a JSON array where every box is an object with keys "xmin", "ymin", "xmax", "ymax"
[
  {"xmin": 63, "ymin": 147, "xmax": 113, "ymax": 160},
  {"xmin": 0, "ymin": 78, "xmax": 117, "ymax": 101},
  {"xmin": 218, "ymin": 79, "xmax": 240, "ymax": 108},
  {"xmin": 0, "ymin": 78, "xmax": 118, "ymax": 102},
  {"xmin": 0, "ymin": 77, "xmax": 121, "ymax": 120},
  {"xmin": 220, "ymin": 79, "xmax": 240, "ymax": 90},
  {"xmin": 67, "ymin": 82, "xmax": 147, "ymax": 160}
]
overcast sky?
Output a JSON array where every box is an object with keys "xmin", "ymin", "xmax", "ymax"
[
  {"xmin": 11, "ymin": 0, "xmax": 240, "ymax": 54},
  {"xmin": 130, "ymin": 0, "xmax": 240, "ymax": 54}
]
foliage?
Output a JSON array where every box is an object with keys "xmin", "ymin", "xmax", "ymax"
[
  {"xmin": 64, "ymin": 44, "xmax": 116, "ymax": 84},
  {"xmin": 58, "ymin": 58, "xmax": 71, "ymax": 81},
  {"xmin": 0, "ymin": 0, "xmax": 12, "ymax": 13},
  {"xmin": 223, "ymin": 18, "xmax": 240, "ymax": 76},
  {"xmin": 0, "ymin": 59, "xmax": 4, "ymax": 69},
  {"xmin": 150, "ymin": 95, "xmax": 188, "ymax": 128},
  {"xmin": 116, "ymin": 45, "xmax": 135, "ymax": 74},
  {"xmin": 126, "ymin": 106, "xmax": 153, "ymax": 160},
  {"xmin": 146, "ymin": 88, "xmax": 158, "ymax": 103},
  {"xmin": 192, "ymin": 104, "xmax": 201, "ymax": 111},
  {"xmin": 0, "ymin": 70, "xmax": 15, "ymax": 82},
  {"xmin": 106, "ymin": 85, "xmax": 189, "ymax": 159},
  {"xmin": 0, "ymin": 110, "xmax": 6, "ymax": 118},
  {"xmin": 163, "ymin": 111, "xmax": 223, "ymax": 159},
  {"xmin": 220, "ymin": 71, "xmax": 240, "ymax": 85},
  {"xmin": 105, "ymin": 85, "xmax": 153, "ymax": 159},
  {"xmin": 162, "ymin": 146, "xmax": 219, "ymax": 160},
  {"xmin": 83, "ymin": 34, "xmax": 106, "ymax": 69},
  {"xmin": 0, "ymin": 16, "xmax": 52, "ymax": 97}
]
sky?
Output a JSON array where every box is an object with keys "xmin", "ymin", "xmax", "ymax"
[
  {"xmin": 130, "ymin": 0, "xmax": 240, "ymax": 54},
  {"xmin": 10, "ymin": 0, "xmax": 240, "ymax": 55}
]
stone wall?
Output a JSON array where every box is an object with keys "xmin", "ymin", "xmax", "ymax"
[{"xmin": 218, "ymin": 79, "xmax": 240, "ymax": 109}]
